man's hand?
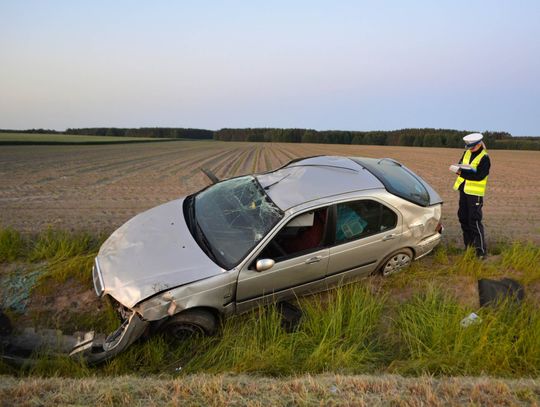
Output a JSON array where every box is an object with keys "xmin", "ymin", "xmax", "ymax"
[{"xmin": 449, "ymin": 165, "xmax": 460, "ymax": 173}]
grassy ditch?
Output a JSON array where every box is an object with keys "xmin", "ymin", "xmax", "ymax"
[
  {"xmin": 1, "ymin": 227, "xmax": 540, "ymax": 378},
  {"xmin": 0, "ymin": 227, "xmax": 104, "ymax": 288},
  {"xmin": 390, "ymin": 288, "xmax": 540, "ymax": 376}
]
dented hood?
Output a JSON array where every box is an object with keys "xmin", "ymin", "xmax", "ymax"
[{"xmin": 96, "ymin": 198, "xmax": 223, "ymax": 308}]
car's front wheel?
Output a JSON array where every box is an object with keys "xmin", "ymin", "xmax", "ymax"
[
  {"xmin": 161, "ymin": 309, "xmax": 218, "ymax": 341},
  {"xmin": 379, "ymin": 248, "xmax": 413, "ymax": 277}
]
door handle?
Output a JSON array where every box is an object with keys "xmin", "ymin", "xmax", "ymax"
[
  {"xmin": 305, "ymin": 256, "xmax": 322, "ymax": 264},
  {"xmin": 382, "ymin": 234, "xmax": 396, "ymax": 241}
]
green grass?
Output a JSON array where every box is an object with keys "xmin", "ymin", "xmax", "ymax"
[
  {"xmin": 2, "ymin": 228, "xmax": 540, "ymax": 379},
  {"xmin": 384, "ymin": 241, "xmax": 540, "ymax": 291},
  {"xmin": 30, "ymin": 229, "xmax": 99, "ymax": 261},
  {"xmin": 0, "ymin": 133, "xmax": 178, "ymax": 145},
  {"xmin": 179, "ymin": 285, "xmax": 384, "ymax": 375},
  {"xmin": 389, "ymin": 287, "xmax": 540, "ymax": 376},
  {"xmin": 501, "ymin": 241, "xmax": 540, "ymax": 284},
  {"xmin": 0, "ymin": 228, "xmax": 103, "ymax": 292},
  {"xmin": 30, "ymin": 229, "xmax": 102, "ymax": 289},
  {"xmin": 0, "ymin": 227, "xmax": 27, "ymax": 262},
  {"xmin": 0, "ymin": 227, "xmax": 102, "ymax": 262}
]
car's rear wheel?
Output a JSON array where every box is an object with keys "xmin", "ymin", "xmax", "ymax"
[
  {"xmin": 379, "ymin": 248, "xmax": 413, "ymax": 277},
  {"xmin": 162, "ymin": 309, "xmax": 218, "ymax": 341}
]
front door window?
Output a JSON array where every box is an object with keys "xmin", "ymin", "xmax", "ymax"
[
  {"xmin": 258, "ymin": 207, "xmax": 328, "ymax": 262},
  {"xmin": 237, "ymin": 206, "xmax": 330, "ymax": 311}
]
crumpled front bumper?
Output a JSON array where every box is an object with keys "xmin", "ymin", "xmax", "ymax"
[{"xmin": 69, "ymin": 312, "xmax": 149, "ymax": 365}]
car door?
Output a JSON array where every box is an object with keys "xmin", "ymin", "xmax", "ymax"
[
  {"xmin": 235, "ymin": 206, "xmax": 330, "ymax": 313},
  {"xmin": 325, "ymin": 199, "xmax": 402, "ymax": 286}
]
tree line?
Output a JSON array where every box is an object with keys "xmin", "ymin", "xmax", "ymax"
[
  {"xmin": 66, "ymin": 127, "xmax": 214, "ymax": 139},
  {"xmin": 0, "ymin": 127, "xmax": 213, "ymax": 139},
  {"xmin": 2, "ymin": 127, "xmax": 539, "ymax": 150},
  {"xmin": 214, "ymin": 128, "xmax": 540, "ymax": 150}
]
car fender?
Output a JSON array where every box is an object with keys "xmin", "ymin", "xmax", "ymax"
[{"xmin": 135, "ymin": 271, "xmax": 238, "ymax": 321}]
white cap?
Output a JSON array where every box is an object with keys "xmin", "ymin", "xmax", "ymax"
[{"xmin": 463, "ymin": 133, "xmax": 483, "ymax": 148}]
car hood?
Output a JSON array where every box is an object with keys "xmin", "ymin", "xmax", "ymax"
[{"xmin": 96, "ymin": 198, "xmax": 224, "ymax": 308}]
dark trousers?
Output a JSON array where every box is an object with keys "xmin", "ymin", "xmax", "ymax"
[{"xmin": 458, "ymin": 190, "xmax": 486, "ymax": 256}]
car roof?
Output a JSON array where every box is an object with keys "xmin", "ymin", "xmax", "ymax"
[{"xmin": 256, "ymin": 156, "xmax": 385, "ymax": 210}]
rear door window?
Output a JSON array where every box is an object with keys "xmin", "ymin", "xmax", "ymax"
[{"xmin": 335, "ymin": 200, "xmax": 397, "ymax": 244}]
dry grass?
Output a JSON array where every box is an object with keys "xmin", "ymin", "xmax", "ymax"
[{"xmin": 0, "ymin": 373, "xmax": 538, "ymax": 406}]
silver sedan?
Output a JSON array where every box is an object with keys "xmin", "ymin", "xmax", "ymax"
[{"xmin": 71, "ymin": 155, "xmax": 443, "ymax": 363}]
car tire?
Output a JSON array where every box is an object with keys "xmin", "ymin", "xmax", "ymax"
[
  {"xmin": 378, "ymin": 248, "xmax": 413, "ymax": 277},
  {"xmin": 162, "ymin": 309, "xmax": 218, "ymax": 341}
]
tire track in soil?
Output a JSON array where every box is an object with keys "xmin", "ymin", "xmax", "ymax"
[
  {"xmin": 48, "ymin": 148, "xmax": 175, "ymax": 174},
  {"xmin": 33, "ymin": 146, "xmax": 190, "ymax": 186},
  {"xmin": 184, "ymin": 148, "xmax": 238, "ymax": 176},
  {"xmin": 126, "ymin": 142, "xmax": 225, "ymax": 178},
  {"xmin": 91, "ymin": 143, "xmax": 223, "ymax": 187},
  {"xmin": 88, "ymin": 149, "xmax": 201, "ymax": 186},
  {"xmin": 236, "ymin": 145, "xmax": 258, "ymax": 176},
  {"xmin": 265, "ymin": 145, "xmax": 279, "ymax": 169},
  {"xmin": 175, "ymin": 149, "xmax": 238, "ymax": 189},
  {"xmin": 276, "ymin": 145, "xmax": 298, "ymax": 162},
  {"xmin": 266, "ymin": 144, "xmax": 289, "ymax": 169},
  {"xmin": 225, "ymin": 149, "xmax": 248, "ymax": 177},
  {"xmin": 251, "ymin": 146, "xmax": 263, "ymax": 173},
  {"xmin": 2, "ymin": 144, "xmax": 214, "ymax": 207},
  {"xmin": 157, "ymin": 148, "xmax": 225, "ymax": 180},
  {"xmin": 53, "ymin": 150, "xmax": 155, "ymax": 174},
  {"xmin": 71, "ymin": 144, "xmax": 206, "ymax": 179},
  {"xmin": 212, "ymin": 147, "xmax": 249, "ymax": 179},
  {"xmin": 216, "ymin": 147, "xmax": 248, "ymax": 177},
  {"xmin": 172, "ymin": 147, "xmax": 243, "ymax": 189},
  {"xmin": 0, "ymin": 145, "xmax": 107, "ymax": 173},
  {"xmin": 262, "ymin": 145, "xmax": 273, "ymax": 172}
]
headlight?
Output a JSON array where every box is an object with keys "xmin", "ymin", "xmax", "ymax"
[{"xmin": 93, "ymin": 258, "xmax": 105, "ymax": 297}]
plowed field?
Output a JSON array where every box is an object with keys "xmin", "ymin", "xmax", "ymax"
[{"xmin": 1, "ymin": 141, "xmax": 539, "ymax": 244}]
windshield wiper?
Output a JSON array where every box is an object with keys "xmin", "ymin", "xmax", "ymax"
[
  {"xmin": 263, "ymin": 173, "xmax": 291, "ymax": 190},
  {"xmin": 188, "ymin": 196, "xmax": 220, "ymax": 264},
  {"xmin": 183, "ymin": 195, "xmax": 197, "ymax": 236},
  {"xmin": 194, "ymin": 219, "xmax": 221, "ymax": 265}
]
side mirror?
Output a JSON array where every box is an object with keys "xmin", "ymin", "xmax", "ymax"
[{"xmin": 255, "ymin": 259, "xmax": 275, "ymax": 272}]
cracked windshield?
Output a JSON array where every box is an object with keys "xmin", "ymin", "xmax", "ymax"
[{"xmin": 195, "ymin": 176, "xmax": 283, "ymax": 268}]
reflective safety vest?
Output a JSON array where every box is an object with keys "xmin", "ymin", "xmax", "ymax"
[{"xmin": 453, "ymin": 149, "xmax": 488, "ymax": 196}]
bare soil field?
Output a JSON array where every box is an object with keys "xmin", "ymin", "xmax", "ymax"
[{"xmin": 1, "ymin": 140, "xmax": 539, "ymax": 244}]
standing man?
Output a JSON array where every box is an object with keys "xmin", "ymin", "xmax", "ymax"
[{"xmin": 449, "ymin": 133, "xmax": 491, "ymax": 258}]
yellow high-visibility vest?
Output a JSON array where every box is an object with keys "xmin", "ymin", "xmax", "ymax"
[{"xmin": 453, "ymin": 149, "xmax": 488, "ymax": 196}]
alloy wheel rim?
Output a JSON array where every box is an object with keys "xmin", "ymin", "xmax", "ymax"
[{"xmin": 382, "ymin": 253, "xmax": 411, "ymax": 276}]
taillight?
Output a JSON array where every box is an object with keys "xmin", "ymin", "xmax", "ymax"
[{"xmin": 436, "ymin": 222, "xmax": 444, "ymax": 234}]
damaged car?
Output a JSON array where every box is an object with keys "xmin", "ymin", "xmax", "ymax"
[{"xmin": 71, "ymin": 155, "xmax": 443, "ymax": 363}]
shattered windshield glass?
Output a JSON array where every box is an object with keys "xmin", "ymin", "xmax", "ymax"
[{"xmin": 194, "ymin": 176, "xmax": 283, "ymax": 269}]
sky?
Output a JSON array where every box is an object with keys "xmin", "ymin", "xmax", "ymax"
[{"xmin": 1, "ymin": 1, "xmax": 539, "ymax": 136}]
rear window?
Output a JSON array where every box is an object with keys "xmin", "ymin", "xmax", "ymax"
[{"xmin": 352, "ymin": 158, "xmax": 430, "ymax": 206}]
